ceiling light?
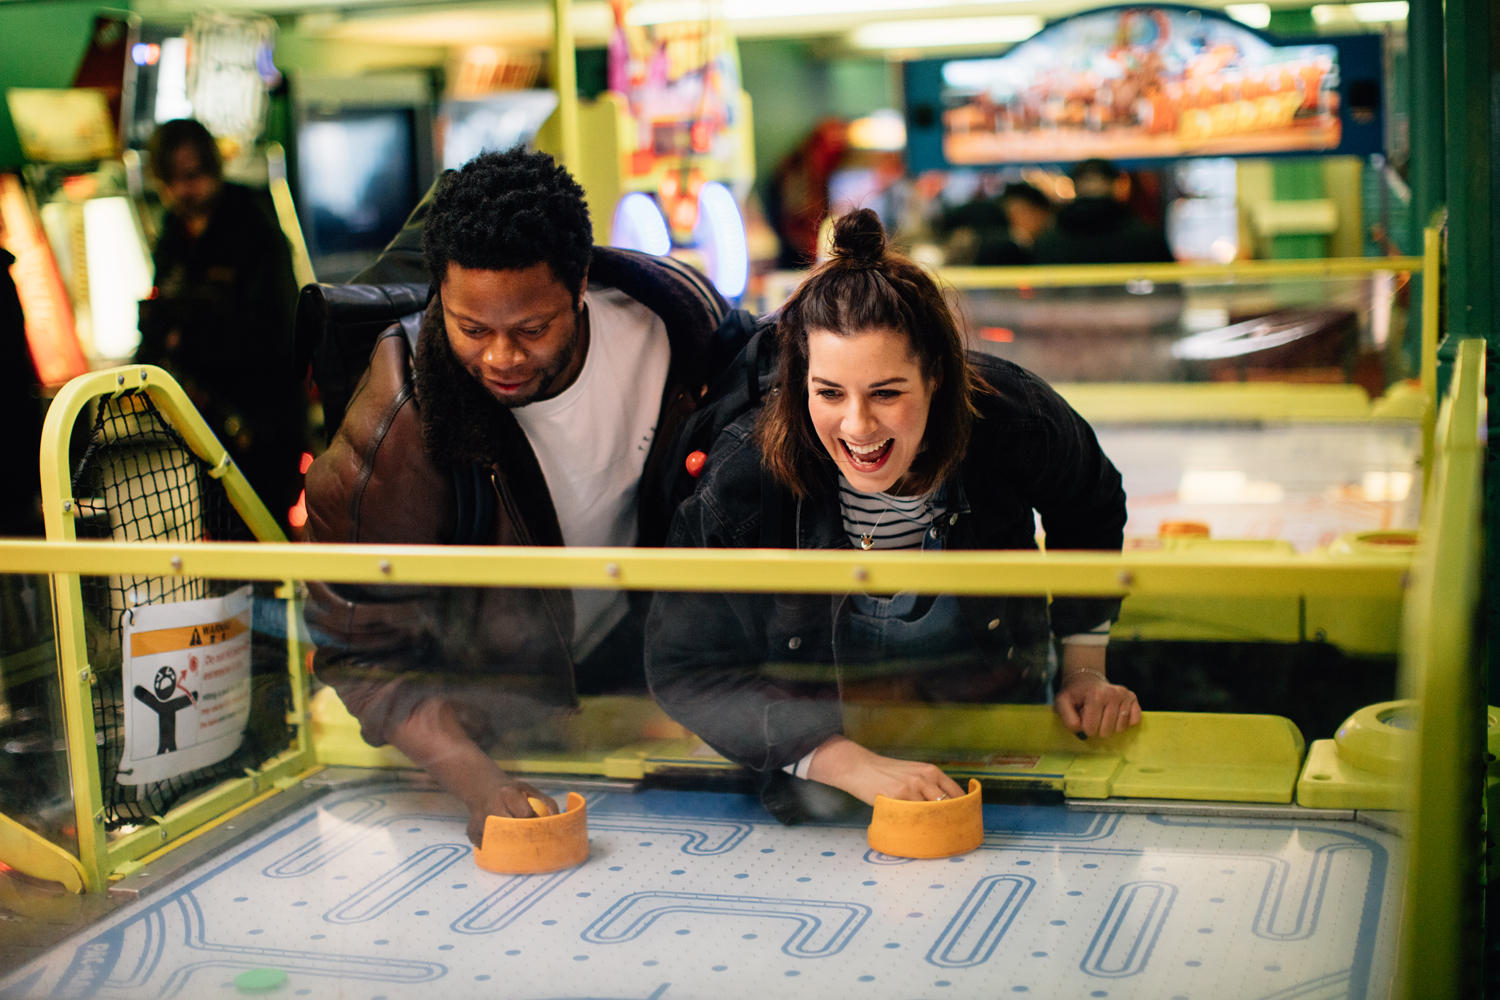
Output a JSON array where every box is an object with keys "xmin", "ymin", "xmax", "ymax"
[
  {"xmin": 1224, "ymin": 3, "xmax": 1271, "ymax": 28},
  {"xmin": 628, "ymin": 0, "xmax": 960, "ymax": 25},
  {"xmin": 848, "ymin": 110, "xmax": 906, "ymax": 150},
  {"xmin": 849, "ymin": 15, "xmax": 1043, "ymax": 50},
  {"xmin": 1350, "ymin": 1, "xmax": 1409, "ymax": 21}
]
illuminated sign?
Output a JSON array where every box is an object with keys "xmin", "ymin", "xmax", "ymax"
[{"xmin": 905, "ymin": 5, "xmax": 1381, "ymax": 168}]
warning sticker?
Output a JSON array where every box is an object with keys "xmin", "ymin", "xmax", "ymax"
[{"xmin": 119, "ymin": 586, "xmax": 252, "ymax": 786}]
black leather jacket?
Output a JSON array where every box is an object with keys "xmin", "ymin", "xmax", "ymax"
[{"xmin": 644, "ymin": 353, "xmax": 1127, "ymax": 772}]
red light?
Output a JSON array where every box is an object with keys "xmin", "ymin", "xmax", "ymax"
[
  {"xmin": 298, "ymin": 451, "xmax": 314, "ymax": 474},
  {"xmin": 980, "ymin": 327, "xmax": 1015, "ymax": 343},
  {"xmin": 288, "ymin": 490, "xmax": 307, "ymax": 528}
]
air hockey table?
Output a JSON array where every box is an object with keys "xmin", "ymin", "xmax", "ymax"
[{"xmin": 0, "ymin": 767, "xmax": 1402, "ymax": 1000}]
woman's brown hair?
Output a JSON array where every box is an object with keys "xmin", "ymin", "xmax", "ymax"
[{"xmin": 755, "ymin": 208, "xmax": 981, "ymax": 498}]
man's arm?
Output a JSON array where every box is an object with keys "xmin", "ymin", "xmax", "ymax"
[{"xmin": 387, "ymin": 699, "xmax": 557, "ymax": 846}]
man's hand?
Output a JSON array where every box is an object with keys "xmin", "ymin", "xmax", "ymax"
[
  {"xmin": 805, "ymin": 735, "xmax": 966, "ymax": 805},
  {"xmin": 387, "ymin": 699, "xmax": 560, "ymax": 846},
  {"xmin": 1054, "ymin": 643, "xmax": 1141, "ymax": 739},
  {"xmin": 466, "ymin": 781, "xmax": 559, "ymax": 847}
]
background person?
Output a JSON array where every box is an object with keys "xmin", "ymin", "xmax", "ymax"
[
  {"xmin": 1032, "ymin": 158, "xmax": 1175, "ymax": 265},
  {"xmin": 999, "ymin": 182, "xmax": 1056, "ymax": 251},
  {"xmin": 646, "ymin": 209, "xmax": 1139, "ymax": 814},
  {"xmin": 136, "ymin": 119, "xmax": 304, "ymax": 527}
]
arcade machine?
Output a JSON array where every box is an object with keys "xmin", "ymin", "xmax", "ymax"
[
  {"xmin": 535, "ymin": 0, "xmax": 755, "ymax": 302},
  {"xmin": 2, "ymin": 7, "xmax": 154, "ymax": 376},
  {"xmin": 0, "ymin": 340, "xmax": 1483, "ymax": 999},
  {"xmin": 292, "ymin": 71, "xmax": 433, "ymax": 283},
  {"xmin": 0, "ymin": 4, "xmax": 1480, "ymax": 997}
]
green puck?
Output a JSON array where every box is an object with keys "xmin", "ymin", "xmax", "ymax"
[{"xmin": 234, "ymin": 968, "xmax": 287, "ymax": 993}]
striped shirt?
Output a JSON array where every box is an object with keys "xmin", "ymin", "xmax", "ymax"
[{"xmin": 839, "ymin": 477, "xmax": 940, "ymax": 550}]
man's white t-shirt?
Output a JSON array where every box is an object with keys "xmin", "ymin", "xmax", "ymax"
[{"xmin": 510, "ymin": 285, "xmax": 671, "ymax": 661}]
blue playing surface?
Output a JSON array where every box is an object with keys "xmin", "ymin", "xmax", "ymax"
[{"xmin": 0, "ymin": 780, "xmax": 1400, "ymax": 1000}]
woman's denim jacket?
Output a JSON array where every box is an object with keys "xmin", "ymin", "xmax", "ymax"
[{"xmin": 644, "ymin": 352, "xmax": 1127, "ymax": 772}]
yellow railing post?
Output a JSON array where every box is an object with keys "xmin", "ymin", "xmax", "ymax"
[
  {"xmin": 551, "ymin": 0, "xmax": 579, "ymax": 173},
  {"xmin": 1394, "ymin": 337, "xmax": 1485, "ymax": 998},
  {"xmin": 1419, "ymin": 226, "xmax": 1443, "ymax": 492}
]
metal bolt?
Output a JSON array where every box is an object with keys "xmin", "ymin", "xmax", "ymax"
[
  {"xmin": 61, "ymin": 499, "xmax": 72, "ymax": 513},
  {"xmin": 853, "ymin": 566, "xmax": 868, "ymax": 582},
  {"xmin": 378, "ymin": 560, "xmax": 392, "ymax": 575},
  {"xmin": 605, "ymin": 562, "xmax": 620, "ymax": 578},
  {"xmin": 948, "ymin": 514, "xmax": 958, "ymax": 525},
  {"xmin": 140, "ymin": 369, "xmax": 148, "ymax": 381},
  {"xmin": 169, "ymin": 555, "xmax": 182, "ymax": 571},
  {"xmin": 116, "ymin": 373, "xmax": 125, "ymax": 385},
  {"xmin": 78, "ymin": 668, "xmax": 90, "ymax": 681},
  {"xmin": 929, "ymin": 527, "xmax": 939, "ymax": 539},
  {"xmin": 1118, "ymin": 570, "xmax": 1134, "ymax": 586}
]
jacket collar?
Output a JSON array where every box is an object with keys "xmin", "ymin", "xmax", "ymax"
[{"xmin": 412, "ymin": 295, "xmax": 565, "ymax": 546}]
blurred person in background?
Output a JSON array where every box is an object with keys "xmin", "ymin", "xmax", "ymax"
[
  {"xmin": 999, "ymin": 182, "xmax": 1055, "ymax": 252},
  {"xmin": 1032, "ymin": 159, "xmax": 1175, "ymax": 265},
  {"xmin": 0, "ymin": 249, "xmax": 43, "ymax": 536},
  {"xmin": 136, "ymin": 118, "xmax": 303, "ymax": 527}
]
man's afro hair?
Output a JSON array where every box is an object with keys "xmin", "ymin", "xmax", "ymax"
[{"xmin": 423, "ymin": 148, "xmax": 592, "ymax": 296}]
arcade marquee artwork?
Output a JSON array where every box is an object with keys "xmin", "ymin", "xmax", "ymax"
[{"xmin": 940, "ymin": 6, "xmax": 1342, "ymax": 164}]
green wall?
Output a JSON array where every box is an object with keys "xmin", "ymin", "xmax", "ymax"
[
  {"xmin": 0, "ymin": 1, "xmax": 123, "ymax": 170},
  {"xmin": 738, "ymin": 38, "xmax": 894, "ymax": 193}
]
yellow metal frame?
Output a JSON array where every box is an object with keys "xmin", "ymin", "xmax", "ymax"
[
  {"xmin": 1392, "ymin": 338, "xmax": 1486, "ymax": 999},
  {"xmin": 19, "ymin": 365, "xmax": 314, "ymax": 892},
  {"xmin": 0, "ymin": 540, "xmax": 1410, "ymax": 598},
  {"xmin": 938, "ymin": 254, "xmax": 1422, "ymax": 289}
]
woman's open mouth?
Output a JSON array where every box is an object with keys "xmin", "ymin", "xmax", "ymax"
[{"xmin": 841, "ymin": 438, "xmax": 894, "ymax": 473}]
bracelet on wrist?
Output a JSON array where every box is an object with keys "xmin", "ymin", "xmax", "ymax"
[{"xmin": 1060, "ymin": 667, "xmax": 1109, "ymax": 688}]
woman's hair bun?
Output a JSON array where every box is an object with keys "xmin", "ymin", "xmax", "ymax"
[{"xmin": 829, "ymin": 208, "xmax": 887, "ymax": 267}]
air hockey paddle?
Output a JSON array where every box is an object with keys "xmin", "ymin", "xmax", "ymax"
[
  {"xmin": 867, "ymin": 778, "xmax": 983, "ymax": 859},
  {"xmin": 475, "ymin": 791, "xmax": 590, "ymax": 874}
]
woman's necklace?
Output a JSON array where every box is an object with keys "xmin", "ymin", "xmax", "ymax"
[{"xmin": 860, "ymin": 496, "xmax": 898, "ymax": 551}]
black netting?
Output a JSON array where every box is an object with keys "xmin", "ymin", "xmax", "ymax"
[{"xmin": 69, "ymin": 392, "xmax": 292, "ymax": 830}]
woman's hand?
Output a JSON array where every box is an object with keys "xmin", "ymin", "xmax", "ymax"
[
  {"xmin": 805, "ymin": 734, "xmax": 966, "ymax": 805},
  {"xmin": 1054, "ymin": 647, "xmax": 1141, "ymax": 739},
  {"xmin": 466, "ymin": 781, "xmax": 558, "ymax": 847}
]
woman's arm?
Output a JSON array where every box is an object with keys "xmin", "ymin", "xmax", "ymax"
[{"xmin": 804, "ymin": 734, "xmax": 966, "ymax": 804}]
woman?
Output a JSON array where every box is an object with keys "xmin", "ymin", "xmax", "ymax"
[{"xmin": 645, "ymin": 210, "xmax": 1140, "ymax": 809}]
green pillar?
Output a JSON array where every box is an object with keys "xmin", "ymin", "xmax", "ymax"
[
  {"xmin": 1404, "ymin": 0, "xmax": 1444, "ymax": 374},
  {"xmin": 1439, "ymin": 0, "xmax": 1496, "ymax": 717}
]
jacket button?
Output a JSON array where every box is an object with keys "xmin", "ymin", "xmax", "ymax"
[
  {"xmin": 929, "ymin": 527, "xmax": 939, "ymax": 539},
  {"xmin": 788, "ymin": 637, "xmax": 802, "ymax": 650},
  {"xmin": 987, "ymin": 619, "xmax": 1000, "ymax": 630}
]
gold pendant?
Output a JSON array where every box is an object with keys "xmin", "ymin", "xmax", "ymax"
[{"xmin": 860, "ymin": 535, "xmax": 874, "ymax": 550}]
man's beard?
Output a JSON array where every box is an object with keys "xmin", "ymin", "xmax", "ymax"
[{"xmin": 472, "ymin": 306, "xmax": 583, "ymax": 408}]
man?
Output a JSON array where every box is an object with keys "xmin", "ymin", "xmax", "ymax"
[
  {"xmin": 303, "ymin": 149, "xmax": 728, "ymax": 846},
  {"xmin": 1032, "ymin": 159, "xmax": 1175, "ymax": 265},
  {"xmin": 136, "ymin": 119, "xmax": 303, "ymax": 527}
]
